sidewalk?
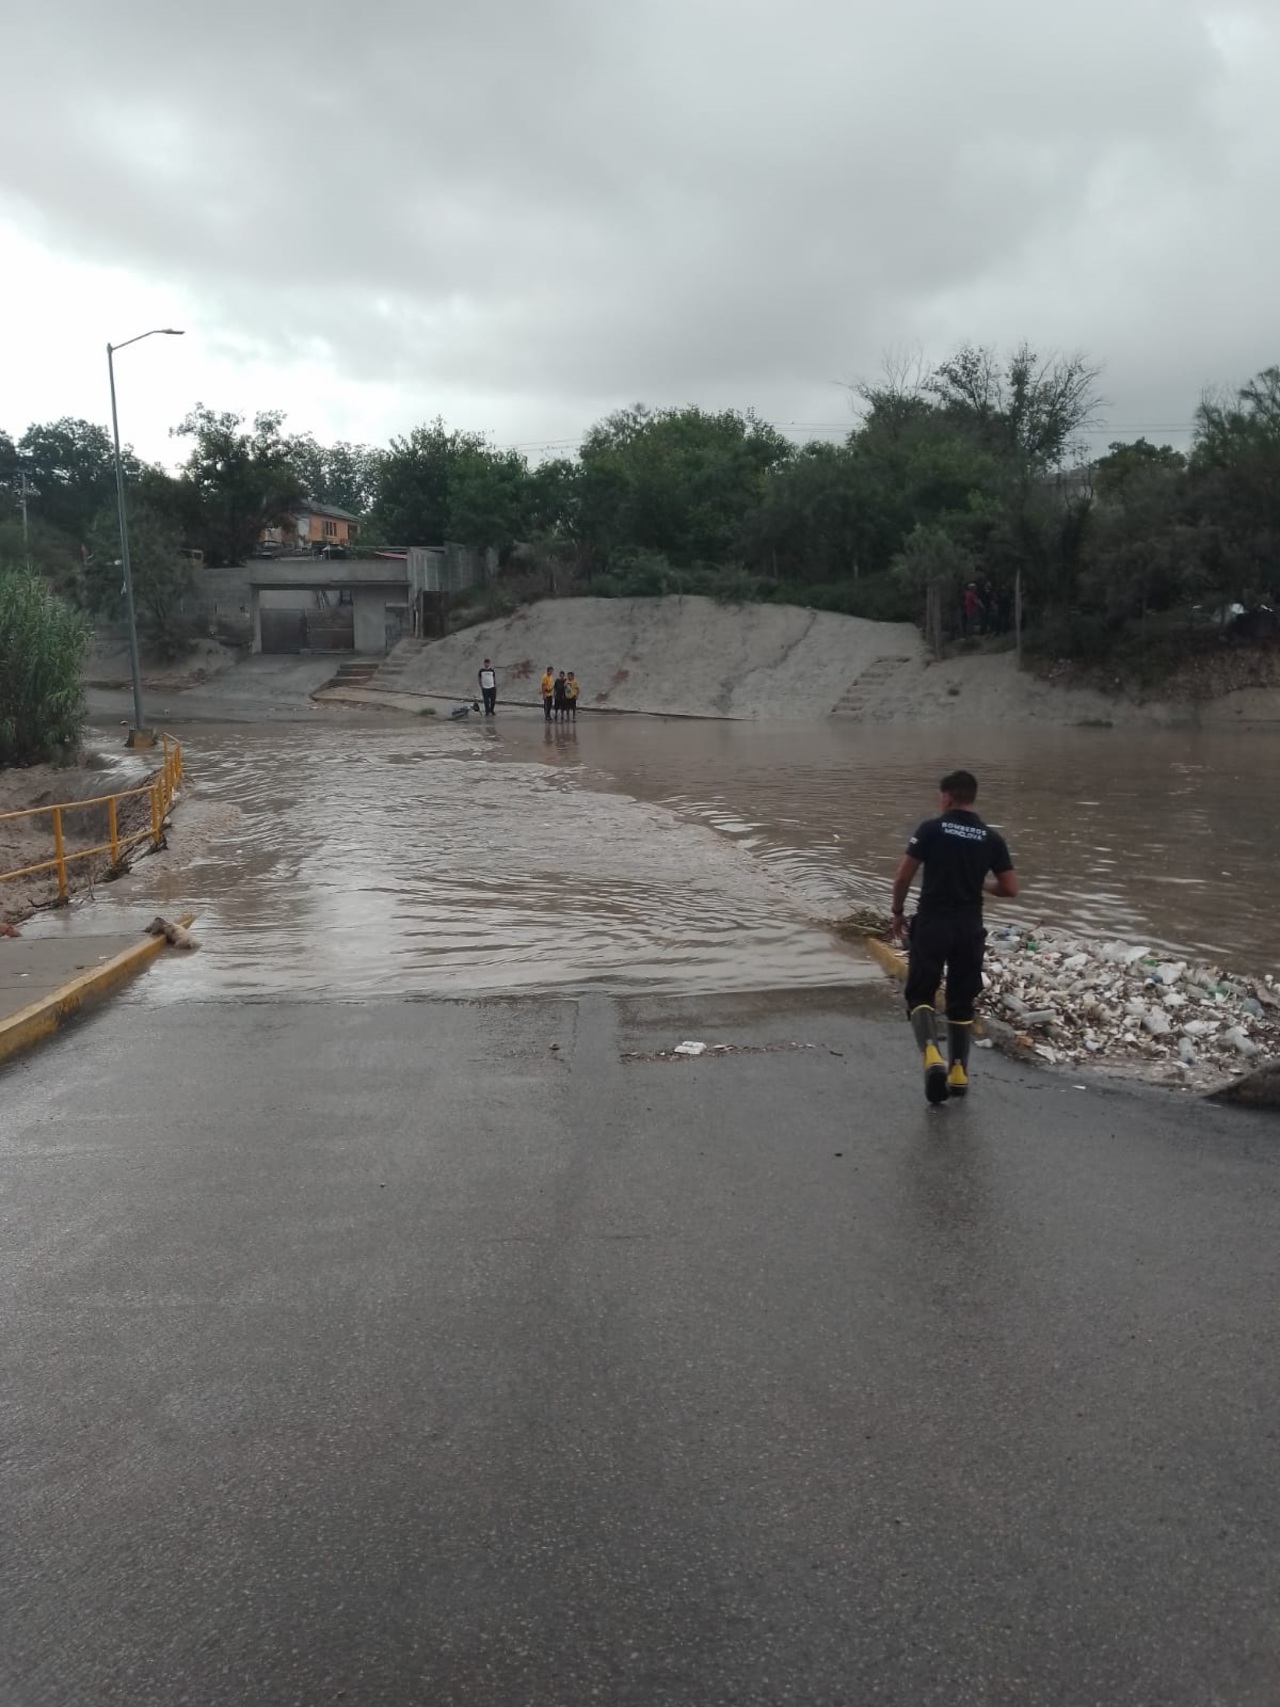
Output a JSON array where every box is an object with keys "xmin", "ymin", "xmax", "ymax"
[{"xmin": 0, "ymin": 928, "xmax": 175, "ymax": 1067}]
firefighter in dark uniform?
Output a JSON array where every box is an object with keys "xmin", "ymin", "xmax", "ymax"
[{"xmin": 890, "ymin": 769, "xmax": 1018, "ymax": 1103}]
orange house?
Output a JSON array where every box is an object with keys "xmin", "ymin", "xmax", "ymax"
[{"xmin": 260, "ymin": 501, "xmax": 361, "ymax": 555}]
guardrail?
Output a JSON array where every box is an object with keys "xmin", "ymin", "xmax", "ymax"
[{"xmin": 0, "ymin": 735, "xmax": 184, "ymax": 902}]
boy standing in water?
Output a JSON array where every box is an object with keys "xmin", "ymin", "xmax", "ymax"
[
  {"xmin": 565, "ymin": 672, "xmax": 580, "ymax": 721},
  {"xmin": 553, "ymin": 671, "xmax": 568, "ymax": 720},
  {"xmin": 540, "ymin": 666, "xmax": 556, "ymax": 721},
  {"xmin": 890, "ymin": 770, "xmax": 1018, "ymax": 1104}
]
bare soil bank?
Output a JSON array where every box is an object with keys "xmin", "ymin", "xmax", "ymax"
[
  {"xmin": 386, "ymin": 597, "xmax": 1280, "ymax": 726},
  {"xmin": 0, "ymin": 756, "xmax": 158, "ymax": 924}
]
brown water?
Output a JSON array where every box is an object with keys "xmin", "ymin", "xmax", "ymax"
[{"xmin": 26, "ymin": 716, "xmax": 1280, "ymax": 1000}]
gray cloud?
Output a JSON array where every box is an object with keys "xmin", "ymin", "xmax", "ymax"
[{"xmin": 5, "ymin": 0, "xmax": 1278, "ymax": 447}]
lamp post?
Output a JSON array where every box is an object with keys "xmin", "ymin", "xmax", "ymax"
[{"xmin": 107, "ymin": 327, "xmax": 184, "ymax": 746}]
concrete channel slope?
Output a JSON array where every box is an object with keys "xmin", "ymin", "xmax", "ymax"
[
  {"xmin": 3, "ymin": 983, "xmax": 1278, "ymax": 1706},
  {"xmin": 377, "ymin": 595, "xmax": 1198, "ymax": 724}
]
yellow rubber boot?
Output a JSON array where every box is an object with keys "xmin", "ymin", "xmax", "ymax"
[
  {"xmin": 910, "ymin": 1006, "xmax": 949, "ymax": 1105},
  {"xmin": 947, "ymin": 1020, "xmax": 972, "ymax": 1098}
]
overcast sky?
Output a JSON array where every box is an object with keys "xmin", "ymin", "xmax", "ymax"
[{"xmin": 3, "ymin": 0, "xmax": 1277, "ymax": 466}]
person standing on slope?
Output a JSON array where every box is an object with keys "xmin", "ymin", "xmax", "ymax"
[
  {"xmin": 478, "ymin": 658, "xmax": 498, "ymax": 716},
  {"xmin": 889, "ymin": 769, "xmax": 1018, "ymax": 1104}
]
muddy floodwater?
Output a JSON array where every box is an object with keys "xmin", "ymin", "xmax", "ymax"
[{"xmin": 29, "ymin": 715, "xmax": 1280, "ymax": 1001}]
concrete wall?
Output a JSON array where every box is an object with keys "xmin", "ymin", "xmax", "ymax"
[
  {"xmin": 352, "ymin": 589, "xmax": 407, "ymax": 653},
  {"xmin": 248, "ymin": 559, "xmax": 409, "ymax": 591}
]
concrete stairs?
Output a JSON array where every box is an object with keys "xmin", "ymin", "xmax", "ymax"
[
  {"xmin": 323, "ymin": 659, "xmax": 381, "ymax": 692},
  {"xmin": 366, "ymin": 637, "xmax": 429, "ymax": 692},
  {"xmin": 830, "ymin": 655, "xmax": 914, "ymax": 718}
]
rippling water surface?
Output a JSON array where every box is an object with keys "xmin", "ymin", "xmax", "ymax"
[
  {"xmin": 29, "ymin": 714, "xmax": 1280, "ymax": 999},
  {"xmin": 77, "ymin": 720, "xmax": 867, "ymax": 1000}
]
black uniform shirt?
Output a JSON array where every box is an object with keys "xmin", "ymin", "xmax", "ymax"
[{"xmin": 906, "ymin": 810, "xmax": 1013, "ymax": 915}]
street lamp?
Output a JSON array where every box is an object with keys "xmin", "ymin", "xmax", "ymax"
[{"xmin": 107, "ymin": 327, "xmax": 184, "ymax": 747}]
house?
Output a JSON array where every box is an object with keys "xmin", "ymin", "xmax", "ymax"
[{"xmin": 259, "ymin": 501, "xmax": 362, "ymax": 556}]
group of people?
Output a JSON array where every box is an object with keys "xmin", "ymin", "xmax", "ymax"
[
  {"xmin": 959, "ymin": 579, "xmax": 1012, "ymax": 639},
  {"xmin": 540, "ymin": 667, "xmax": 580, "ymax": 722},
  {"xmin": 472, "ymin": 659, "xmax": 582, "ymax": 721}
]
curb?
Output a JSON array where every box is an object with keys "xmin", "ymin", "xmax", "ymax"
[
  {"xmin": 0, "ymin": 914, "xmax": 196, "ymax": 1070},
  {"xmin": 860, "ymin": 933, "xmax": 1019, "ymax": 1052}
]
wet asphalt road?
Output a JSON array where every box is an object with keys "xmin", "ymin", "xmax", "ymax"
[{"xmin": 3, "ymin": 985, "xmax": 1278, "ymax": 1706}]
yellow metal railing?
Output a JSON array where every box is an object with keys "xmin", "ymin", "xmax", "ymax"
[{"xmin": 0, "ymin": 735, "xmax": 183, "ymax": 902}]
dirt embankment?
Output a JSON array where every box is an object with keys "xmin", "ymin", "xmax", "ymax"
[
  {"xmin": 0, "ymin": 756, "xmax": 160, "ymax": 924},
  {"xmin": 379, "ymin": 597, "xmax": 1280, "ymax": 725}
]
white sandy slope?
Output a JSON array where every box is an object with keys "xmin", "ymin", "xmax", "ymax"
[{"xmin": 379, "ymin": 596, "xmax": 1280, "ymax": 726}]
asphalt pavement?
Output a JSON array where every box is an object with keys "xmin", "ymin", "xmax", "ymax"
[{"xmin": 2, "ymin": 984, "xmax": 1278, "ymax": 1705}]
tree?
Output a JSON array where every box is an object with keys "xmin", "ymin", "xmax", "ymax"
[
  {"xmin": 368, "ymin": 421, "xmax": 531, "ymax": 551},
  {"xmin": 85, "ymin": 503, "xmax": 196, "ymax": 657},
  {"xmin": 171, "ymin": 406, "xmax": 305, "ymax": 566},
  {"xmin": 577, "ymin": 405, "xmax": 793, "ymax": 568},
  {"xmin": 0, "ymin": 566, "xmax": 90, "ymax": 765},
  {"xmin": 16, "ymin": 418, "xmax": 135, "ymax": 542},
  {"xmin": 1092, "ymin": 439, "xmax": 1186, "ymax": 503},
  {"xmin": 525, "ymin": 458, "xmax": 581, "ymax": 543},
  {"xmin": 926, "ymin": 343, "xmax": 1103, "ymax": 474},
  {"xmin": 447, "ymin": 445, "xmax": 529, "ymax": 554},
  {"xmin": 1188, "ymin": 366, "xmax": 1280, "ymax": 606},
  {"xmin": 284, "ymin": 434, "xmax": 382, "ymax": 514},
  {"xmin": 368, "ymin": 420, "xmax": 489, "ymax": 546},
  {"xmin": 891, "ymin": 524, "xmax": 977, "ymax": 654}
]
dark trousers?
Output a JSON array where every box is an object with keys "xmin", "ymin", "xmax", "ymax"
[
  {"xmin": 482, "ymin": 687, "xmax": 497, "ymax": 715},
  {"xmin": 543, "ymin": 696, "xmax": 553, "ymax": 720},
  {"xmin": 904, "ymin": 911, "xmax": 986, "ymax": 1022}
]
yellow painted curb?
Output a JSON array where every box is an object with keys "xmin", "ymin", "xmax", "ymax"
[
  {"xmin": 0, "ymin": 914, "xmax": 196, "ymax": 1069},
  {"xmin": 863, "ymin": 935, "xmax": 908, "ymax": 979},
  {"xmin": 862, "ymin": 931, "xmax": 998, "ymax": 1043}
]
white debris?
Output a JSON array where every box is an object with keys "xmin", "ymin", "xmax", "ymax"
[
  {"xmin": 673, "ymin": 1040, "xmax": 707, "ymax": 1056},
  {"xmin": 966, "ymin": 923, "xmax": 1280, "ymax": 1093}
]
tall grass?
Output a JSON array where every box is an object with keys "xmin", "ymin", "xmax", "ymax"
[{"xmin": 0, "ymin": 566, "xmax": 92, "ymax": 766}]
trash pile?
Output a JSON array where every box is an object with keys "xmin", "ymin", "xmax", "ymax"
[{"xmin": 981, "ymin": 925, "xmax": 1280, "ymax": 1091}]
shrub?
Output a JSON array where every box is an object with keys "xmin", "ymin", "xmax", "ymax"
[{"xmin": 0, "ymin": 567, "xmax": 92, "ymax": 765}]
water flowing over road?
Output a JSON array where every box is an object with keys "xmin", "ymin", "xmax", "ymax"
[{"xmin": 25, "ymin": 715, "xmax": 1279, "ymax": 997}]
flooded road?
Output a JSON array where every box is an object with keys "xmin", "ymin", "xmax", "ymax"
[
  {"xmin": 29, "ymin": 713, "xmax": 1280, "ymax": 999},
  {"xmin": 528, "ymin": 719, "xmax": 1280, "ymax": 973}
]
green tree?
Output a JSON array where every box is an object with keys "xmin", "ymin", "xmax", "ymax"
[
  {"xmin": 447, "ymin": 445, "xmax": 529, "ymax": 554},
  {"xmin": 577, "ymin": 405, "xmax": 793, "ymax": 568},
  {"xmin": 171, "ymin": 406, "xmax": 305, "ymax": 566},
  {"xmin": 891, "ymin": 524, "xmax": 977, "ymax": 653},
  {"xmin": 1188, "ymin": 366, "xmax": 1280, "ymax": 607},
  {"xmin": 369, "ymin": 420, "xmax": 488, "ymax": 546},
  {"xmin": 16, "ymin": 418, "xmax": 135, "ymax": 542},
  {"xmin": 525, "ymin": 457, "xmax": 581, "ymax": 543},
  {"xmin": 284, "ymin": 434, "xmax": 382, "ymax": 514},
  {"xmin": 1092, "ymin": 438, "xmax": 1186, "ymax": 503},
  {"xmin": 926, "ymin": 343, "xmax": 1103, "ymax": 474},
  {"xmin": 85, "ymin": 503, "xmax": 196, "ymax": 657},
  {"xmin": 0, "ymin": 566, "xmax": 91, "ymax": 765}
]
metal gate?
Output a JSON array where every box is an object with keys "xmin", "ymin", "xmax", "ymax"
[
  {"xmin": 261, "ymin": 608, "xmax": 307, "ymax": 653},
  {"xmin": 260, "ymin": 606, "xmax": 354, "ymax": 654},
  {"xmin": 306, "ymin": 607, "xmax": 355, "ymax": 651}
]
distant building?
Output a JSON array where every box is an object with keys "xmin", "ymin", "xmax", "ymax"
[
  {"xmin": 259, "ymin": 501, "xmax": 362, "ymax": 556},
  {"xmin": 248, "ymin": 557, "xmax": 408, "ymax": 654}
]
